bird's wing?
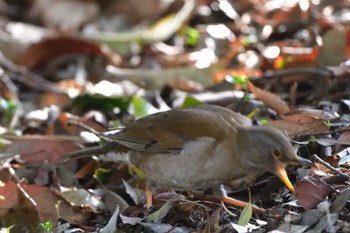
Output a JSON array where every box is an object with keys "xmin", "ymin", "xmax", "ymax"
[{"xmin": 102, "ymin": 105, "xmax": 251, "ymax": 153}]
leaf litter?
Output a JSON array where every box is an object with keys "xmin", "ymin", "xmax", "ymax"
[{"xmin": 1, "ymin": 0, "xmax": 350, "ymax": 232}]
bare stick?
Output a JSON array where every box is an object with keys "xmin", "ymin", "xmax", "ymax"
[{"xmin": 312, "ymin": 154, "xmax": 350, "ymax": 180}]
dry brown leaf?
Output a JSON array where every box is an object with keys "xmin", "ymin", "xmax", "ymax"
[
  {"xmin": 335, "ymin": 125, "xmax": 350, "ymax": 152},
  {"xmin": 203, "ymin": 207, "xmax": 222, "ymax": 233},
  {"xmin": 74, "ymin": 160, "xmax": 98, "ymax": 179},
  {"xmin": 280, "ymin": 109, "xmax": 336, "ymax": 123},
  {"xmin": 0, "ymin": 181, "xmax": 85, "ymax": 226},
  {"xmin": 267, "ymin": 119, "xmax": 328, "ymax": 138},
  {"xmin": 295, "ymin": 176, "xmax": 331, "ymax": 210},
  {"xmin": 247, "ymin": 80, "xmax": 290, "ymax": 115},
  {"xmin": 5, "ymin": 138, "xmax": 81, "ymax": 164}
]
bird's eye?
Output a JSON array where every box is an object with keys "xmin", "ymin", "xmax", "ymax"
[{"xmin": 271, "ymin": 147, "xmax": 283, "ymax": 159}]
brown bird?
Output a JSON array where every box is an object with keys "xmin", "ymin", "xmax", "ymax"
[{"xmin": 64, "ymin": 104, "xmax": 313, "ymax": 214}]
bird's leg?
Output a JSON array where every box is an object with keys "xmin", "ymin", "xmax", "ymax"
[
  {"xmin": 214, "ymin": 185, "xmax": 266, "ymax": 215},
  {"xmin": 145, "ymin": 185, "xmax": 153, "ymax": 208},
  {"xmin": 221, "ymin": 196, "xmax": 265, "ymax": 215},
  {"xmin": 145, "ymin": 179, "xmax": 156, "ymax": 208}
]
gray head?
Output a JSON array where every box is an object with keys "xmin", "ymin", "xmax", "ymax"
[{"xmin": 236, "ymin": 126, "xmax": 312, "ymax": 192}]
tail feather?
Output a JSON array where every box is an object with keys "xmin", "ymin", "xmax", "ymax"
[{"xmin": 63, "ymin": 142, "xmax": 119, "ymax": 160}]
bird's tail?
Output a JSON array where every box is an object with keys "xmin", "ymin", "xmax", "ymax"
[{"xmin": 63, "ymin": 142, "xmax": 120, "ymax": 160}]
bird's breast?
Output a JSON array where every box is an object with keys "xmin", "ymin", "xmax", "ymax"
[{"xmin": 130, "ymin": 137, "xmax": 253, "ymax": 190}]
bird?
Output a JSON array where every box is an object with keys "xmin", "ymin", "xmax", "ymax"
[{"xmin": 64, "ymin": 104, "xmax": 313, "ymax": 214}]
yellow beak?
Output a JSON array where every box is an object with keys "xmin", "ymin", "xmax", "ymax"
[{"xmin": 276, "ymin": 163, "xmax": 295, "ymax": 193}]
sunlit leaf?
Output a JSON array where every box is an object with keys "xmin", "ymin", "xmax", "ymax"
[
  {"xmin": 37, "ymin": 220, "xmax": 53, "ymax": 232},
  {"xmin": 94, "ymin": 168, "xmax": 111, "ymax": 183},
  {"xmin": 128, "ymin": 165, "xmax": 147, "ymax": 180},
  {"xmin": 181, "ymin": 96, "xmax": 203, "ymax": 108},
  {"xmin": 145, "ymin": 199, "xmax": 174, "ymax": 222},
  {"xmin": 186, "ymin": 27, "xmax": 200, "ymax": 46},
  {"xmin": 237, "ymin": 203, "xmax": 252, "ymax": 226},
  {"xmin": 259, "ymin": 119, "xmax": 268, "ymax": 125},
  {"xmin": 225, "ymin": 75, "xmax": 248, "ymax": 85},
  {"xmin": 129, "ymin": 95, "xmax": 159, "ymax": 119},
  {"xmin": 274, "ymin": 56, "xmax": 286, "ymax": 69},
  {"xmin": 2, "ymin": 99, "xmax": 20, "ymax": 125}
]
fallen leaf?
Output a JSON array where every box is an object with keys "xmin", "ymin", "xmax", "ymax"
[
  {"xmin": 56, "ymin": 187, "xmax": 106, "ymax": 212},
  {"xmin": 5, "ymin": 138, "xmax": 81, "ymax": 164},
  {"xmin": 280, "ymin": 108, "xmax": 336, "ymax": 123},
  {"xmin": 247, "ymin": 80, "xmax": 290, "ymax": 115},
  {"xmin": 203, "ymin": 207, "xmax": 221, "ymax": 232},
  {"xmin": 145, "ymin": 197, "xmax": 177, "ymax": 222},
  {"xmin": 295, "ymin": 176, "xmax": 331, "ymax": 210},
  {"xmin": 138, "ymin": 222, "xmax": 188, "ymax": 233},
  {"xmin": 238, "ymin": 203, "xmax": 252, "ymax": 226},
  {"xmin": 0, "ymin": 181, "xmax": 84, "ymax": 227},
  {"xmin": 267, "ymin": 119, "xmax": 328, "ymax": 138},
  {"xmin": 330, "ymin": 187, "xmax": 350, "ymax": 213},
  {"xmin": 99, "ymin": 205, "xmax": 120, "ymax": 233}
]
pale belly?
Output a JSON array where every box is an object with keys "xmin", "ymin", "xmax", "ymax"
[{"xmin": 130, "ymin": 137, "xmax": 258, "ymax": 190}]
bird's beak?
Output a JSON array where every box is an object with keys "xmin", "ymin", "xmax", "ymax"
[
  {"xmin": 287, "ymin": 156, "xmax": 315, "ymax": 168},
  {"xmin": 298, "ymin": 157, "xmax": 315, "ymax": 167},
  {"xmin": 275, "ymin": 156, "xmax": 314, "ymax": 193},
  {"xmin": 276, "ymin": 163, "xmax": 295, "ymax": 193}
]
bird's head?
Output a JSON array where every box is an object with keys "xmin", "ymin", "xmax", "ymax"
[{"xmin": 237, "ymin": 127, "xmax": 313, "ymax": 193}]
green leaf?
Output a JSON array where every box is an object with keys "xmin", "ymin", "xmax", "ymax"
[
  {"xmin": 0, "ymin": 225, "xmax": 13, "ymax": 233},
  {"xmin": 94, "ymin": 168, "xmax": 111, "ymax": 183},
  {"xmin": 1, "ymin": 98, "xmax": 21, "ymax": 125},
  {"xmin": 260, "ymin": 119, "xmax": 268, "ymax": 125},
  {"xmin": 243, "ymin": 94, "xmax": 251, "ymax": 102},
  {"xmin": 145, "ymin": 199, "xmax": 173, "ymax": 222},
  {"xmin": 128, "ymin": 165, "xmax": 147, "ymax": 180},
  {"xmin": 37, "ymin": 220, "xmax": 53, "ymax": 232},
  {"xmin": 186, "ymin": 27, "xmax": 200, "ymax": 46},
  {"xmin": 181, "ymin": 96, "xmax": 203, "ymax": 108},
  {"xmin": 237, "ymin": 203, "xmax": 252, "ymax": 226},
  {"xmin": 224, "ymin": 75, "xmax": 248, "ymax": 90},
  {"xmin": 324, "ymin": 120, "xmax": 331, "ymax": 128},
  {"xmin": 43, "ymin": 221, "xmax": 53, "ymax": 231},
  {"xmin": 129, "ymin": 95, "xmax": 159, "ymax": 119}
]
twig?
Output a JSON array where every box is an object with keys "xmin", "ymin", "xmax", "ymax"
[
  {"xmin": 0, "ymin": 134, "xmax": 80, "ymax": 141},
  {"xmin": 262, "ymin": 68, "xmax": 333, "ymax": 79},
  {"xmin": 312, "ymin": 154, "xmax": 350, "ymax": 180},
  {"xmin": 67, "ymin": 119, "xmax": 102, "ymax": 135},
  {"xmin": 0, "ymin": 51, "xmax": 64, "ymax": 93},
  {"xmin": 221, "ymin": 201, "xmax": 237, "ymax": 217},
  {"xmin": 293, "ymin": 126, "xmax": 350, "ymax": 140}
]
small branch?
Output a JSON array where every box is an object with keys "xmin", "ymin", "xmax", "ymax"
[
  {"xmin": 67, "ymin": 119, "xmax": 102, "ymax": 135},
  {"xmin": 293, "ymin": 126, "xmax": 350, "ymax": 140},
  {"xmin": 262, "ymin": 68, "xmax": 333, "ymax": 79},
  {"xmin": 0, "ymin": 134, "xmax": 80, "ymax": 141},
  {"xmin": 312, "ymin": 154, "xmax": 350, "ymax": 180}
]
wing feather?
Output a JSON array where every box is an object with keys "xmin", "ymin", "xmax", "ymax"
[{"xmin": 102, "ymin": 105, "xmax": 251, "ymax": 154}]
